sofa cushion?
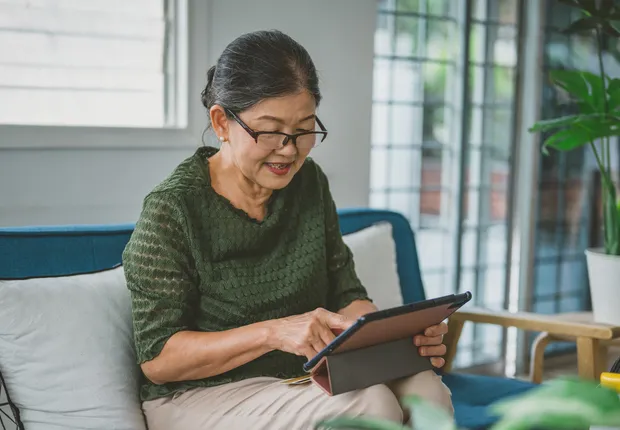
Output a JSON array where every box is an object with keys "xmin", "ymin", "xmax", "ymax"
[
  {"xmin": 0, "ymin": 266, "xmax": 146, "ymax": 430},
  {"xmin": 343, "ymin": 222, "xmax": 402, "ymax": 309},
  {"xmin": 442, "ymin": 372, "xmax": 535, "ymax": 429},
  {"xmin": 0, "ymin": 369, "xmax": 23, "ymax": 430}
]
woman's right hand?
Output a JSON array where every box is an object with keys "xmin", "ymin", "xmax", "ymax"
[{"xmin": 266, "ymin": 308, "xmax": 354, "ymax": 360}]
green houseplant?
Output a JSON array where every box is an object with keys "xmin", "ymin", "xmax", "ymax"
[
  {"xmin": 315, "ymin": 377, "xmax": 620, "ymax": 430},
  {"xmin": 529, "ymin": 0, "xmax": 620, "ymax": 325}
]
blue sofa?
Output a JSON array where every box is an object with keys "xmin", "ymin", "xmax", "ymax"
[{"xmin": 0, "ymin": 208, "xmax": 534, "ymax": 429}]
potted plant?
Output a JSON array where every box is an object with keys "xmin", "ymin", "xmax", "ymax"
[
  {"xmin": 315, "ymin": 377, "xmax": 620, "ymax": 430},
  {"xmin": 529, "ymin": 0, "xmax": 620, "ymax": 325}
]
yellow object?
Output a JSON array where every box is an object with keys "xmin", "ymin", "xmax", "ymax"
[{"xmin": 600, "ymin": 372, "xmax": 620, "ymax": 393}]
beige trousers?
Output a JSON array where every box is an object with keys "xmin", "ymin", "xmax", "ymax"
[{"xmin": 142, "ymin": 370, "xmax": 453, "ymax": 430}]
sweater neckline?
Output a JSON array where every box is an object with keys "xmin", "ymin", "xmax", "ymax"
[{"xmin": 195, "ymin": 146, "xmax": 283, "ymax": 226}]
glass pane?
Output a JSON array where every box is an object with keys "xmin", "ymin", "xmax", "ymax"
[
  {"xmin": 558, "ymin": 296, "xmax": 585, "ymax": 313},
  {"xmin": 537, "ymin": 184, "xmax": 559, "ymax": 223},
  {"xmin": 390, "ymin": 105, "xmax": 422, "ymax": 145},
  {"xmin": 535, "ymin": 226, "xmax": 561, "ymax": 259},
  {"xmin": 388, "ymin": 191, "xmax": 414, "ymax": 219},
  {"xmin": 533, "ymin": 299, "xmax": 556, "ymax": 315},
  {"xmin": 534, "ymin": 263, "xmax": 558, "ymax": 304},
  {"xmin": 461, "ymin": 230, "xmax": 477, "ymax": 268},
  {"xmin": 377, "ymin": 0, "xmax": 392, "ymax": 12},
  {"xmin": 544, "ymin": 32, "xmax": 572, "ymax": 68},
  {"xmin": 396, "ymin": 0, "xmax": 421, "ymax": 13},
  {"xmin": 421, "ymin": 271, "xmax": 447, "ymax": 298},
  {"xmin": 481, "ymin": 266, "xmax": 507, "ymax": 306},
  {"xmin": 423, "ymin": 104, "xmax": 446, "ymax": 144},
  {"xmin": 392, "ymin": 60, "xmax": 423, "ymax": 102},
  {"xmin": 0, "ymin": 1, "xmax": 171, "ymax": 128},
  {"xmin": 395, "ymin": 16, "xmax": 420, "ymax": 56},
  {"xmin": 426, "ymin": 19, "xmax": 452, "ymax": 61},
  {"xmin": 370, "ymin": 191, "xmax": 388, "ymax": 208},
  {"xmin": 492, "ymin": 0, "xmax": 518, "ymax": 26},
  {"xmin": 417, "ymin": 230, "xmax": 448, "ymax": 271},
  {"xmin": 371, "ymin": 103, "xmax": 389, "ymax": 146},
  {"xmin": 469, "ymin": 24, "xmax": 487, "ymax": 65},
  {"xmin": 483, "ymin": 225, "xmax": 508, "ymax": 266},
  {"xmin": 559, "ymin": 258, "xmax": 588, "ymax": 294},
  {"xmin": 370, "ymin": 148, "xmax": 389, "ymax": 190},
  {"xmin": 420, "ymin": 189, "xmax": 445, "ymax": 228},
  {"xmin": 484, "ymin": 108, "xmax": 513, "ymax": 152},
  {"xmin": 477, "ymin": 324, "xmax": 503, "ymax": 361},
  {"xmin": 493, "ymin": 26, "xmax": 518, "ymax": 67},
  {"xmin": 375, "ymin": 14, "xmax": 393, "ymax": 55},
  {"xmin": 423, "ymin": 61, "xmax": 448, "ymax": 104},
  {"xmin": 421, "ymin": 145, "xmax": 443, "ymax": 187},
  {"xmin": 373, "ymin": 58, "xmax": 392, "ymax": 102},
  {"xmin": 425, "ymin": 0, "xmax": 452, "ymax": 16},
  {"xmin": 389, "ymin": 149, "xmax": 419, "ymax": 188},
  {"xmin": 492, "ymin": 66, "xmax": 515, "ymax": 103}
]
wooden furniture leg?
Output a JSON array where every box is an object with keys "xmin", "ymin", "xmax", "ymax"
[
  {"xmin": 577, "ymin": 337, "xmax": 601, "ymax": 380},
  {"xmin": 443, "ymin": 318, "xmax": 465, "ymax": 372},
  {"xmin": 530, "ymin": 332, "xmax": 552, "ymax": 384}
]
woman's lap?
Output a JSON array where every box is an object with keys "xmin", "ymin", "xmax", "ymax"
[{"xmin": 142, "ymin": 370, "xmax": 453, "ymax": 430}]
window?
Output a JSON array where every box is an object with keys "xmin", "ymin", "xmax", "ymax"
[
  {"xmin": 0, "ymin": 0, "xmax": 186, "ymax": 128},
  {"xmin": 372, "ymin": 0, "xmax": 521, "ymax": 368}
]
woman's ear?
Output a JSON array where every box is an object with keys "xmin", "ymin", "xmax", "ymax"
[{"xmin": 209, "ymin": 105, "xmax": 229, "ymax": 141}]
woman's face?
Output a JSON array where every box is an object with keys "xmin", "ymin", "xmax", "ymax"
[{"xmin": 212, "ymin": 91, "xmax": 318, "ymax": 190}]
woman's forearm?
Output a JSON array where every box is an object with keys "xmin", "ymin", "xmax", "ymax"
[{"xmin": 141, "ymin": 321, "xmax": 275, "ymax": 385}]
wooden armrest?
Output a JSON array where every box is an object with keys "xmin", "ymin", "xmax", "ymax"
[{"xmin": 450, "ymin": 307, "xmax": 620, "ymax": 340}]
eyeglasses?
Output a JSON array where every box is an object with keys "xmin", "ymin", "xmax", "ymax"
[{"xmin": 225, "ymin": 108, "xmax": 328, "ymax": 150}]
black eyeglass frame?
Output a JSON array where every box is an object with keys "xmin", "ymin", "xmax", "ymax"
[{"xmin": 224, "ymin": 108, "xmax": 328, "ymax": 148}]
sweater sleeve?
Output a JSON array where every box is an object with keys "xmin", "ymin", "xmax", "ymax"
[
  {"xmin": 122, "ymin": 192, "xmax": 197, "ymax": 364},
  {"xmin": 317, "ymin": 167, "xmax": 372, "ymax": 312}
]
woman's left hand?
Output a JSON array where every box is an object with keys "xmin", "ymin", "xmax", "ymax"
[{"xmin": 414, "ymin": 321, "xmax": 448, "ymax": 368}]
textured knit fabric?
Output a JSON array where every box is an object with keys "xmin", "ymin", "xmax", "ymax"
[{"xmin": 122, "ymin": 146, "xmax": 370, "ymax": 402}]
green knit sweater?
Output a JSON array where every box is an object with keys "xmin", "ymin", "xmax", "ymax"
[{"xmin": 122, "ymin": 146, "xmax": 370, "ymax": 401}]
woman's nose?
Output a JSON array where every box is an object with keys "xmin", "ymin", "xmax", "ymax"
[{"xmin": 276, "ymin": 139, "xmax": 299, "ymax": 156}]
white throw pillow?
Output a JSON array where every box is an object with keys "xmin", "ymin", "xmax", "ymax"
[
  {"xmin": 343, "ymin": 222, "xmax": 403, "ymax": 310},
  {"xmin": 0, "ymin": 267, "xmax": 146, "ymax": 430}
]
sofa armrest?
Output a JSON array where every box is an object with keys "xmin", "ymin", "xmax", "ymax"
[{"xmin": 442, "ymin": 307, "xmax": 620, "ymax": 372}]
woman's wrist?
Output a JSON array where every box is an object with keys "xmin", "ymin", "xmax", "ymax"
[{"xmin": 256, "ymin": 319, "xmax": 280, "ymax": 352}]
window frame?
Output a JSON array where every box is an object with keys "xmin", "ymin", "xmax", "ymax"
[{"xmin": 0, "ymin": 0, "xmax": 206, "ymax": 150}]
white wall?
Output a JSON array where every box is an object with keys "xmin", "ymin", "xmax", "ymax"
[{"xmin": 0, "ymin": 0, "xmax": 375, "ymax": 227}]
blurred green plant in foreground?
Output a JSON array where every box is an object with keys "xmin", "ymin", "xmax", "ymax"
[{"xmin": 316, "ymin": 377, "xmax": 620, "ymax": 430}]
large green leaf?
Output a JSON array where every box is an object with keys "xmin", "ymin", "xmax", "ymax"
[
  {"xmin": 549, "ymin": 70, "xmax": 605, "ymax": 113},
  {"xmin": 528, "ymin": 114, "xmax": 583, "ymax": 133},
  {"xmin": 401, "ymin": 396, "xmax": 456, "ymax": 430},
  {"xmin": 316, "ymin": 417, "xmax": 408, "ymax": 430},
  {"xmin": 491, "ymin": 377, "xmax": 620, "ymax": 430},
  {"xmin": 543, "ymin": 117, "xmax": 620, "ymax": 152},
  {"xmin": 549, "ymin": 70, "xmax": 591, "ymax": 106},
  {"xmin": 581, "ymin": 71, "xmax": 606, "ymax": 112}
]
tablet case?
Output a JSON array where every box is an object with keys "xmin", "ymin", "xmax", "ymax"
[{"xmin": 310, "ymin": 337, "xmax": 433, "ymax": 396}]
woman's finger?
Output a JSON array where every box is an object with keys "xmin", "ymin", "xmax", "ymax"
[
  {"xmin": 414, "ymin": 334, "xmax": 444, "ymax": 346},
  {"xmin": 430, "ymin": 357, "xmax": 445, "ymax": 368},
  {"xmin": 424, "ymin": 322, "xmax": 449, "ymax": 337},
  {"xmin": 317, "ymin": 326, "xmax": 336, "ymax": 349},
  {"xmin": 419, "ymin": 344, "xmax": 447, "ymax": 357}
]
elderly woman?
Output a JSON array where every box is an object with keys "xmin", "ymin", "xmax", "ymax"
[{"xmin": 122, "ymin": 29, "xmax": 453, "ymax": 430}]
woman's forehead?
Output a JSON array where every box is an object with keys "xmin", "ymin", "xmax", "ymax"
[{"xmin": 247, "ymin": 91, "xmax": 316, "ymax": 122}]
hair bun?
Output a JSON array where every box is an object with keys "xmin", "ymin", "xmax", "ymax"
[{"xmin": 201, "ymin": 66, "xmax": 216, "ymax": 109}]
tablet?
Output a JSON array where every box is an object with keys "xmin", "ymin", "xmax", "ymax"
[{"xmin": 303, "ymin": 291, "xmax": 472, "ymax": 372}]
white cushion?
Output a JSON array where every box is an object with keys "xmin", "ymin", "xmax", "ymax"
[
  {"xmin": 0, "ymin": 267, "xmax": 146, "ymax": 430},
  {"xmin": 343, "ymin": 222, "xmax": 403, "ymax": 310}
]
